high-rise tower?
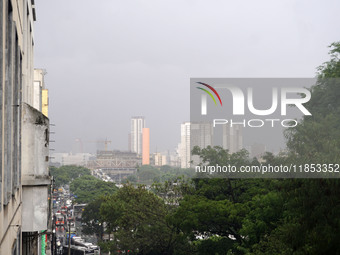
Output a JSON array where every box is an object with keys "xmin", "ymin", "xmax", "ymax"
[
  {"xmin": 129, "ymin": 116, "xmax": 145, "ymax": 155},
  {"xmin": 142, "ymin": 128, "xmax": 150, "ymax": 165}
]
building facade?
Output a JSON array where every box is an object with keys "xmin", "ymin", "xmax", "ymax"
[
  {"xmin": 0, "ymin": 0, "xmax": 36, "ymax": 254},
  {"xmin": 0, "ymin": 1, "xmax": 50, "ymax": 254},
  {"xmin": 179, "ymin": 122, "xmax": 214, "ymax": 168},
  {"xmin": 179, "ymin": 122, "xmax": 243, "ymax": 168},
  {"xmin": 33, "ymin": 68, "xmax": 48, "ymax": 117},
  {"xmin": 222, "ymin": 124, "xmax": 243, "ymax": 154},
  {"xmin": 154, "ymin": 153, "xmax": 167, "ymax": 167},
  {"xmin": 21, "ymin": 102, "xmax": 50, "ymax": 255},
  {"xmin": 142, "ymin": 128, "xmax": 150, "ymax": 165},
  {"xmin": 129, "ymin": 116, "xmax": 145, "ymax": 155},
  {"xmin": 50, "ymin": 152, "xmax": 93, "ymax": 167},
  {"xmin": 179, "ymin": 122, "xmax": 191, "ymax": 168}
]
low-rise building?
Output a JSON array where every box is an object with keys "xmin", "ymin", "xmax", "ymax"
[{"xmin": 50, "ymin": 152, "xmax": 93, "ymax": 167}]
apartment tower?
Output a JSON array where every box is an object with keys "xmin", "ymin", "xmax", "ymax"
[
  {"xmin": 129, "ymin": 116, "xmax": 145, "ymax": 155},
  {"xmin": 142, "ymin": 128, "xmax": 150, "ymax": 165}
]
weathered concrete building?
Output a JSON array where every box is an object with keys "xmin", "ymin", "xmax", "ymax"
[
  {"xmin": 22, "ymin": 68, "xmax": 50, "ymax": 254},
  {"xmin": 0, "ymin": 1, "xmax": 50, "ymax": 254},
  {"xmin": 0, "ymin": 0, "xmax": 36, "ymax": 254},
  {"xmin": 21, "ymin": 102, "xmax": 50, "ymax": 255}
]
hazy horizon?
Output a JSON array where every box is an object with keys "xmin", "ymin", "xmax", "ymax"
[{"xmin": 34, "ymin": 0, "xmax": 340, "ymax": 154}]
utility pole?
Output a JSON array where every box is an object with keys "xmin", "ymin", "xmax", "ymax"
[
  {"xmin": 68, "ymin": 216, "xmax": 71, "ymax": 255},
  {"xmin": 51, "ymin": 176, "xmax": 54, "ymax": 255},
  {"xmin": 51, "ymin": 177, "xmax": 57, "ymax": 255},
  {"xmin": 51, "ymin": 218, "xmax": 55, "ymax": 255}
]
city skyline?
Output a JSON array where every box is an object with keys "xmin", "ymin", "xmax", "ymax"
[
  {"xmin": 1, "ymin": 0, "xmax": 339, "ymax": 254},
  {"xmin": 34, "ymin": 0, "xmax": 340, "ymax": 154}
]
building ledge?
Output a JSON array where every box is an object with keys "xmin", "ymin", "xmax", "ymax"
[{"xmin": 22, "ymin": 175, "xmax": 51, "ymax": 186}]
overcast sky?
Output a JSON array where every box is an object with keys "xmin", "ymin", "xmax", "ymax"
[{"xmin": 34, "ymin": 0, "xmax": 340, "ymax": 154}]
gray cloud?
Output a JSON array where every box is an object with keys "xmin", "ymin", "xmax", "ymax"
[{"xmin": 34, "ymin": 0, "xmax": 340, "ymax": 153}]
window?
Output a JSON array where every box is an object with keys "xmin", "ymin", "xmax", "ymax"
[
  {"xmin": 3, "ymin": 0, "xmax": 14, "ymax": 205},
  {"xmin": 12, "ymin": 33, "xmax": 21, "ymax": 192},
  {"xmin": 1, "ymin": 0, "xmax": 23, "ymax": 207}
]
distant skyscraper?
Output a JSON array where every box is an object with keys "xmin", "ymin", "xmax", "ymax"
[
  {"xmin": 179, "ymin": 122, "xmax": 214, "ymax": 168},
  {"xmin": 180, "ymin": 122, "xmax": 191, "ymax": 168},
  {"xmin": 222, "ymin": 125, "xmax": 243, "ymax": 153},
  {"xmin": 190, "ymin": 122, "xmax": 214, "ymax": 167},
  {"xmin": 129, "ymin": 116, "xmax": 145, "ymax": 155},
  {"xmin": 179, "ymin": 122, "xmax": 242, "ymax": 168},
  {"xmin": 191, "ymin": 122, "xmax": 213, "ymax": 149},
  {"xmin": 142, "ymin": 128, "xmax": 150, "ymax": 165}
]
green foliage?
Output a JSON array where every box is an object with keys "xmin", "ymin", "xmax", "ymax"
[
  {"xmin": 152, "ymin": 177, "xmax": 194, "ymax": 209},
  {"xmin": 125, "ymin": 165, "xmax": 195, "ymax": 185},
  {"xmin": 192, "ymin": 146, "xmax": 251, "ymax": 167},
  {"xmin": 100, "ymin": 184, "xmax": 189, "ymax": 254},
  {"xmin": 138, "ymin": 165, "xmax": 161, "ymax": 183},
  {"xmin": 160, "ymin": 167, "xmax": 194, "ymax": 182},
  {"xmin": 127, "ymin": 174, "xmax": 137, "ymax": 182},
  {"xmin": 170, "ymin": 42, "xmax": 340, "ymax": 253},
  {"xmin": 70, "ymin": 175, "xmax": 117, "ymax": 203},
  {"xmin": 254, "ymin": 42, "xmax": 340, "ymax": 254},
  {"xmin": 170, "ymin": 177, "xmax": 280, "ymax": 254},
  {"xmin": 50, "ymin": 165, "xmax": 91, "ymax": 187},
  {"xmin": 81, "ymin": 42, "xmax": 340, "ymax": 254},
  {"xmin": 285, "ymin": 42, "xmax": 340, "ymax": 162},
  {"xmin": 81, "ymin": 197, "xmax": 105, "ymax": 240},
  {"xmin": 193, "ymin": 236, "xmax": 235, "ymax": 255},
  {"xmin": 317, "ymin": 42, "xmax": 340, "ymax": 78}
]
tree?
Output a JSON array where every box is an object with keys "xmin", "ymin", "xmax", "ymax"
[
  {"xmin": 257, "ymin": 42, "xmax": 340, "ymax": 254},
  {"xmin": 50, "ymin": 165, "xmax": 91, "ymax": 187},
  {"xmin": 100, "ymin": 184, "xmax": 189, "ymax": 255},
  {"xmin": 70, "ymin": 175, "xmax": 117, "ymax": 203},
  {"xmin": 168, "ymin": 146, "xmax": 282, "ymax": 254},
  {"xmin": 137, "ymin": 165, "xmax": 161, "ymax": 183},
  {"xmin": 285, "ymin": 42, "xmax": 340, "ymax": 163},
  {"xmin": 82, "ymin": 197, "xmax": 106, "ymax": 241}
]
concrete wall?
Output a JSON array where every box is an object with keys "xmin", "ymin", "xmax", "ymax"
[
  {"xmin": 21, "ymin": 103, "xmax": 50, "ymax": 232},
  {"xmin": 33, "ymin": 81, "xmax": 42, "ymax": 111},
  {"xmin": 22, "ymin": 186, "xmax": 48, "ymax": 231},
  {"xmin": 0, "ymin": 189, "xmax": 22, "ymax": 254}
]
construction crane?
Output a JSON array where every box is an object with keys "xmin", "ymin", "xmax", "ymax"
[{"xmin": 85, "ymin": 139, "xmax": 112, "ymax": 151}]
